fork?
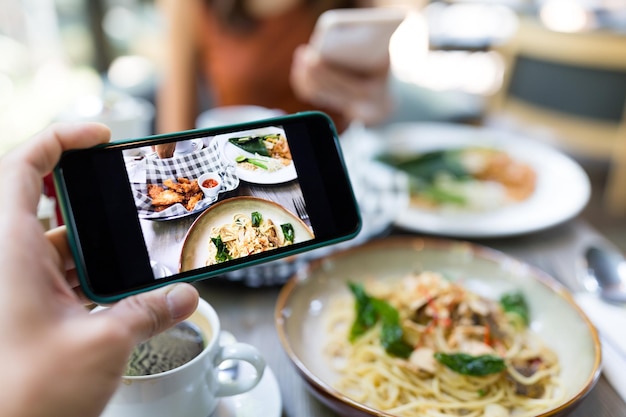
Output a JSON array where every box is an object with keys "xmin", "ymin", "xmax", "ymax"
[{"xmin": 293, "ymin": 197, "xmax": 309, "ymax": 222}]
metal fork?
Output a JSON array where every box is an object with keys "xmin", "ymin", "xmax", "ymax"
[{"xmin": 293, "ymin": 197, "xmax": 309, "ymax": 221}]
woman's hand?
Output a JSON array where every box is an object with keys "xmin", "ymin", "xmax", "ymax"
[
  {"xmin": 0, "ymin": 123, "xmax": 199, "ymax": 417},
  {"xmin": 290, "ymin": 44, "xmax": 393, "ymax": 126}
]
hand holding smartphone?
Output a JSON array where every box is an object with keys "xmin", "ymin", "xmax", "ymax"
[
  {"xmin": 310, "ymin": 7, "xmax": 407, "ymax": 71},
  {"xmin": 54, "ymin": 112, "xmax": 361, "ymax": 303}
]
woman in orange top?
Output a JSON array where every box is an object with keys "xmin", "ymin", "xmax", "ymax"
[{"xmin": 155, "ymin": 0, "xmax": 392, "ymax": 158}]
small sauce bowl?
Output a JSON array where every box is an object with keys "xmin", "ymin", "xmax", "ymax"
[{"xmin": 198, "ymin": 172, "xmax": 222, "ymax": 199}]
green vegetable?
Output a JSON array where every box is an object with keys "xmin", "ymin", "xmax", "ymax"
[
  {"xmin": 348, "ymin": 282, "xmax": 413, "ymax": 358},
  {"xmin": 418, "ymin": 184, "xmax": 467, "ymax": 205},
  {"xmin": 434, "ymin": 352, "xmax": 507, "ymax": 376},
  {"xmin": 372, "ymin": 298, "xmax": 414, "ymax": 358},
  {"xmin": 500, "ymin": 291, "xmax": 530, "ymax": 326},
  {"xmin": 235, "ymin": 155, "xmax": 268, "ymax": 170},
  {"xmin": 378, "ymin": 149, "xmax": 470, "ymax": 184},
  {"xmin": 211, "ymin": 236, "xmax": 232, "ymax": 263},
  {"xmin": 348, "ymin": 282, "xmax": 379, "ymax": 341},
  {"xmin": 378, "ymin": 149, "xmax": 476, "ymax": 207},
  {"xmin": 280, "ymin": 223, "xmax": 295, "ymax": 243},
  {"xmin": 251, "ymin": 211, "xmax": 262, "ymax": 227},
  {"xmin": 229, "ymin": 136, "xmax": 270, "ymax": 156}
]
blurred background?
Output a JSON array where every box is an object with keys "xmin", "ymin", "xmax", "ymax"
[
  {"xmin": 2, "ymin": 0, "xmax": 624, "ymax": 149},
  {"xmin": 2, "ymin": 0, "xmax": 626, "ymax": 241}
]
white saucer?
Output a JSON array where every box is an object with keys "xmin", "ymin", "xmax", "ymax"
[{"xmin": 211, "ymin": 365, "xmax": 282, "ymax": 417}]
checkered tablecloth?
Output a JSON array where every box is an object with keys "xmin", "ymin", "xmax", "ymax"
[{"xmin": 133, "ymin": 138, "xmax": 239, "ymax": 219}]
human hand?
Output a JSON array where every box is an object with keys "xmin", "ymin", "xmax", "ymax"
[
  {"xmin": 154, "ymin": 142, "xmax": 177, "ymax": 159},
  {"xmin": 290, "ymin": 44, "xmax": 394, "ymax": 126},
  {"xmin": 0, "ymin": 123, "xmax": 199, "ymax": 417}
]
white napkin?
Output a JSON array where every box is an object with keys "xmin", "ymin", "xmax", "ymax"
[{"xmin": 574, "ymin": 292, "xmax": 626, "ymax": 402}]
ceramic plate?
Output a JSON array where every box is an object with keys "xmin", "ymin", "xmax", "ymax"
[
  {"xmin": 179, "ymin": 196, "xmax": 314, "ymax": 272},
  {"xmin": 275, "ymin": 236, "xmax": 601, "ymax": 417},
  {"xmin": 376, "ymin": 123, "xmax": 591, "ymax": 238},
  {"xmin": 216, "ymin": 127, "xmax": 297, "ymax": 184}
]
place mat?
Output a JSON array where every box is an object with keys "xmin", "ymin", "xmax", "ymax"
[{"xmin": 133, "ymin": 139, "xmax": 239, "ymax": 219}]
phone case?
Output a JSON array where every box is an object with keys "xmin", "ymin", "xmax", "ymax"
[
  {"xmin": 54, "ymin": 111, "xmax": 362, "ymax": 303},
  {"xmin": 311, "ymin": 7, "xmax": 407, "ymax": 70}
]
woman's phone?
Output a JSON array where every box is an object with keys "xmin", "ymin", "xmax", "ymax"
[
  {"xmin": 53, "ymin": 112, "xmax": 361, "ymax": 303},
  {"xmin": 310, "ymin": 7, "xmax": 407, "ymax": 71}
]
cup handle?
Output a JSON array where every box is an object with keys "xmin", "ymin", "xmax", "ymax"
[{"xmin": 213, "ymin": 342, "xmax": 266, "ymax": 397}]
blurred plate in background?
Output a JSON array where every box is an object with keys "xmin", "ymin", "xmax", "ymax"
[{"xmin": 375, "ymin": 122, "xmax": 591, "ymax": 238}]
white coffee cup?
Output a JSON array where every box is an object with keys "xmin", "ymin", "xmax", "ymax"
[{"xmin": 99, "ymin": 298, "xmax": 266, "ymax": 417}]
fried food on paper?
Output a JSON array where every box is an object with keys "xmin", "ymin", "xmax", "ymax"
[
  {"xmin": 147, "ymin": 184, "xmax": 165, "ymax": 199},
  {"xmin": 148, "ymin": 177, "xmax": 204, "ymax": 212},
  {"xmin": 151, "ymin": 189, "xmax": 185, "ymax": 206},
  {"xmin": 185, "ymin": 192, "xmax": 204, "ymax": 211}
]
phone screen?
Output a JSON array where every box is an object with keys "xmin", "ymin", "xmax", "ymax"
[{"xmin": 55, "ymin": 112, "xmax": 360, "ymax": 301}]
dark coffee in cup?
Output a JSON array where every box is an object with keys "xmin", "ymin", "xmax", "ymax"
[{"xmin": 125, "ymin": 321, "xmax": 207, "ymax": 376}]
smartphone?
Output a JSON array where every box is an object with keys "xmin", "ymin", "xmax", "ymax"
[
  {"xmin": 54, "ymin": 111, "xmax": 361, "ymax": 303},
  {"xmin": 310, "ymin": 7, "xmax": 407, "ymax": 71}
]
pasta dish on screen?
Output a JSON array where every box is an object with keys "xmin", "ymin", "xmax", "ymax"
[
  {"xmin": 324, "ymin": 272, "xmax": 563, "ymax": 417},
  {"xmin": 206, "ymin": 211, "xmax": 295, "ymax": 266}
]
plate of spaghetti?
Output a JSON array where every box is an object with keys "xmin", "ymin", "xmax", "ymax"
[
  {"xmin": 179, "ymin": 196, "xmax": 314, "ymax": 272},
  {"xmin": 275, "ymin": 237, "xmax": 601, "ymax": 417}
]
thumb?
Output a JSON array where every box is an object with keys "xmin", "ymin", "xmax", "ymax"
[{"xmin": 104, "ymin": 283, "xmax": 199, "ymax": 344}]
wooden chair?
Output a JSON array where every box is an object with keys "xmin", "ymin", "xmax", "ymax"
[{"xmin": 486, "ymin": 18, "xmax": 626, "ymax": 214}]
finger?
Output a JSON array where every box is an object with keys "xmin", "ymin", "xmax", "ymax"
[
  {"xmin": 2, "ymin": 123, "xmax": 110, "ymax": 213},
  {"xmin": 72, "ymin": 284, "xmax": 97, "ymax": 307},
  {"xmin": 66, "ymin": 268, "xmax": 80, "ymax": 290},
  {"xmin": 45, "ymin": 226, "xmax": 76, "ymax": 271},
  {"xmin": 103, "ymin": 283, "xmax": 199, "ymax": 343},
  {"xmin": 16, "ymin": 122, "xmax": 111, "ymax": 177},
  {"xmin": 293, "ymin": 47, "xmax": 360, "ymax": 108}
]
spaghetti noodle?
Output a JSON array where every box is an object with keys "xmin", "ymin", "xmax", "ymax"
[
  {"xmin": 206, "ymin": 211, "xmax": 294, "ymax": 265},
  {"xmin": 324, "ymin": 272, "xmax": 563, "ymax": 417}
]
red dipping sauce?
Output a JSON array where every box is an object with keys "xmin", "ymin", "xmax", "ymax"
[{"xmin": 202, "ymin": 178, "xmax": 219, "ymax": 188}]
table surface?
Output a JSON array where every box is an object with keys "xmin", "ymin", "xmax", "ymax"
[{"xmin": 192, "ymin": 218, "xmax": 624, "ymax": 417}]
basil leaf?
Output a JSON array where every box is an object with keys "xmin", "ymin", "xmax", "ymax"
[
  {"xmin": 211, "ymin": 236, "xmax": 232, "ymax": 263},
  {"xmin": 251, "ymin": 211, "xmax": 262, "ymax": 227},
  {"xmin": 500, "ymin": 291, "xmax": 529, "ymax": 326},
  {"xmin": 348, "ymin": 282, "xmax": 379, "ymax": 342},
  {"xmin": 348, "ymin": 283, "xmax": 413, "ymax": 358},
  {"xmin": 434, "ymin": 353, "xmax": 506, "ymax": 376},
  {"xmin": 372, "ymin": 298, "xmax": 413, "ymax": 358},
  {"xmin": 280, "ymin": 223, "xmax": 295, "ymax": 243}
]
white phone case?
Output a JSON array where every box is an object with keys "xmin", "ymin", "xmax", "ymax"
[{"xmin": 310, "ymin": 7, "xmax": 407, "ymax": 71}]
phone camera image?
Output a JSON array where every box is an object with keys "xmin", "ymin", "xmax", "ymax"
[
  {"xmin": 132, "ymin": 124, "xmax": 315, "ymax": 278},
  {"xmin": 55, "ymin": 112, "xmax": 361, "ymax": 301}
]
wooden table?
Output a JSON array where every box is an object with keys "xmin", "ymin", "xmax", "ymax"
[{"xmin": 192, "ymin": 218, "xmax": 624, "ymax": 417}]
